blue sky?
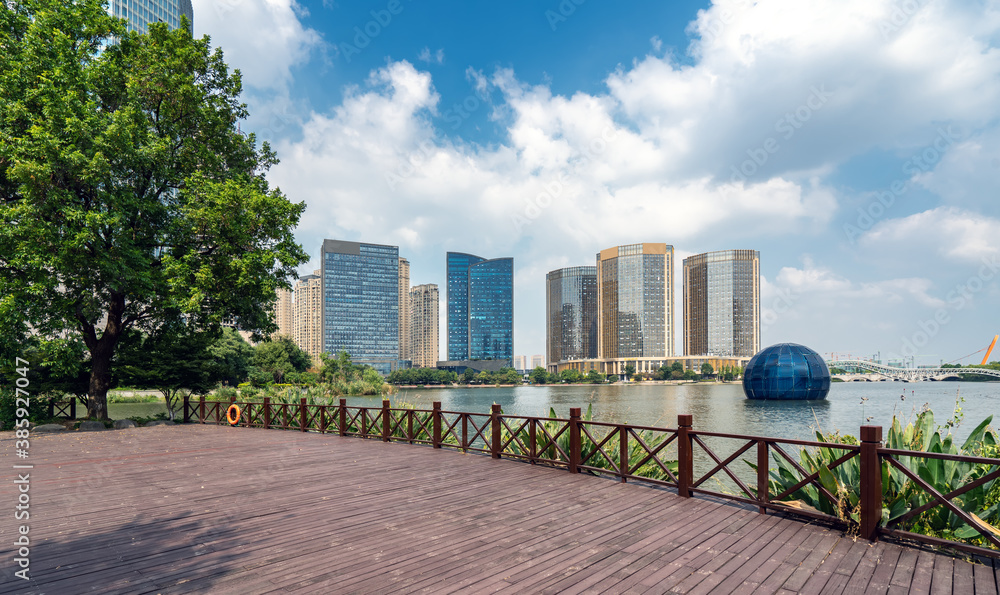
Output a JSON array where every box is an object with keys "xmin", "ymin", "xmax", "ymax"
[{"xmin": 193, "ymin": 0, "xmax": 1000, "ymax": 366}]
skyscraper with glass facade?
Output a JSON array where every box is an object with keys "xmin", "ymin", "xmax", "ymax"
[
  {"xmin": 597, "ymin": 243, "xmax": 674, "ymax": 359},
  {"xmin": 107, "ymin": 0, "xmax": 193, "ymax": 34},
  {"xmin": 683, "ymin": 250, "xmax": 760, "ymax": 358},
  {"xmin": 321, "ymin": 240, "xmax": 400, "ymax": 374},
  {"xmin": 546, "ymin": 266, "xmax": 597, "ymax": 365},
  {"xmin": 447, "ymin": 252, "xmax": 513, "ymax": 362}
]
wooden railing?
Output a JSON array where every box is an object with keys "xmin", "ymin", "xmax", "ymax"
[{"xmin": 182, "ymin": 396, "xmax": 1000, "ymax": 559}]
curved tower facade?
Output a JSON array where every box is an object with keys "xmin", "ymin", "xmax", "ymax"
[
  {"xmin": 683, "ymin": 250, "xmax": 760, "ymax": 357},
  {"xmin": 597, "ymin": 243, "xmax": 674, "ymax": 359},
  {"xmin": 546, "ymin": 266, "xmax": 597, "ymax": 365}
]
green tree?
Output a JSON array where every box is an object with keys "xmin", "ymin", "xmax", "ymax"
[
  {"xmin": 683, "ymin": 369, "xmax": 698, "ymax": 380},
  {"xmin": 560, "ymin": 369, "xmax": 583, "ymax": 383},
  {"xmin": 501, "ymin": 367, "xmax": 521, "ymax": 385},
  {"xmin": 529, "ymin": 366, "xmax": 548, "ymax": 384},
  {"xmin": 624, "ymin": 364, "xmax": 635, "ymax": 380},
  {"xmin": 208, "ymin": 328, "xmax": 255, "ymax": 386},
  {"xmin": 671, "ymin": 361, "xmax": 684, "ymax": 373},
  {"xmin": 462, "ymin": 368, "xmax": 476, "ymax": 384},
  {"xmin": 0, "ymin": 2, "xmax": 308, "ymax": 419},
  {"xmin": 252, "ymin": 337, "xmax": 310, "ymax": 384},
  {"xmin": 701, "ymin": 363, "xmax": 715, "ymax": 377},
  {"xmin": 116, "ymin": 323, "xmax": 218, "ymax": 420},
  {"xmin": 585, "ymin": 369, "xmax": 606, "ymax": 384}
]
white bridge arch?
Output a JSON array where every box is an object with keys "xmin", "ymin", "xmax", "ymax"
[{"xmin": 827, "ymin": 360, "xmax": 1000, "ymax": 382}]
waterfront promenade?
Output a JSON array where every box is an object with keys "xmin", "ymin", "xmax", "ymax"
[{"xmin": 2, "ymin": 425, "xmax": 998, "ymax": 594}]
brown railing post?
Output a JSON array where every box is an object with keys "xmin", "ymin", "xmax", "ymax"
[
  {"xmin": 677, "ymin": 414, "xmax": 693, "ymax": 497},
  {"xmin": 529, "ymin": 418, "xmax": 537, "ymax": 464},
  {"xmin": 757, "ymin": 439, "xmax": 769, "ymax": 514},
  {"xmin": 361, "ymin": 408, "xmax": 368, "ymax": 437},
  {"xmin": 491, "ymin": 404, "xmax": 502, "ymax": 459},
  {"xmin": 263, "ymin": 397, "xmax": 271, "ymax": 429},
  {"xmin": 70, "ymin": 397, "xmax": 76, "ymax": 420},
  {"xmin": 319, "ymin": 406, "xmax": 327, "ymax": 433},
  {"xmin": 47, "ymin": 399, "xmax": 54, "ymax": 420},
  {"xmin": 382, "ymin": 400, "xmax": 391, "ymax": 442},
  {"xmin": 432, "ymin": 402, "xmax": 441, "ymax": 448},
  {"xmin": 462, "ymin": 415, "xmax": 468, "ymax": 452},
  {"xmin": 569, "ymin": 407, "xmax": 582, "ymax": 474},
  {"xmin": 407, "ymin": 410, "xmax": 414, "ymax": 444},
  {"xmin": 339, "ymin": 398, "xmax": 347, "ymax": 436},
  {"xmin": 619, "ymin": 425, "xmax": 628, "ymax": 483},
  {"xmin": 860, "ymin": 425, "xmax": 883, "ymax": 542},
  {"xmin": 299, "ymin": 398, "xmax": 307, "ymax": 432},
  {"xmin": 182, "ymin": 396, "xmax": 190, "ymax": 423},
  {"xmin": 199, "ymin": 396, "xmax": 206, "ymax": 423}
]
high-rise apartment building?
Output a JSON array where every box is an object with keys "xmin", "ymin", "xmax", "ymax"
[
  {"xmin": 531, "ymin": 355, "xmax": 545, "ymax": 369},
  {"xmin": 409, "ymin": 284, "xmax": 439, "ymax": 368},
  {"xmin": 108, "ymin": 0, "xmax": 193, "ymax": 34},
  {"xmin": 398, "ymin": 258, "xmax": 410, "ymax": 362},
  {"xmin": 274, "ymin": 287, "xmax": 293, "ymax": 339},
  {"xmin": 321, "ymin": 240, "xmax": 399, "ymax": 374},
  {"xmin": 446, "ymin": 252, "xmax": 513, "ymax": 362},
  {"xmin": 683, "ymin": 250, "xmax": 760, "ymax": 358},
  {"xmin": 546, "ymin": 266, "xmax": 597, "ymax": 365},
  {"xmin": 293, "ymin": 271, "xmax": 322, "ymax": 363},
  {"xmin": 512, "ymin": 355, "xmax": 527, "ymax": 371},
  {"xmin": 597, "ymin": 243, "xmax": 674, "ymax": 359}
]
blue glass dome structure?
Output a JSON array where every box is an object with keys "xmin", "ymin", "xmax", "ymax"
[{"xmin": 742, "ymin": 343, "xmax": 830, "ymax": 400}]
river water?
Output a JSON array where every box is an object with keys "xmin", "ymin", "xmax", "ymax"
[{"xmin": 343, "ymin": 380, "xmax": 1000, "ymax": 443}]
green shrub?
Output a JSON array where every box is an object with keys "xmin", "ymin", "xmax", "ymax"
[
  {"xmin": 0, "ymin": 389, "xmax": 50, "ymax": 429},
  {"xmin": 757, "ymin": 410, "xmax": 1000, "ymax": 551}
]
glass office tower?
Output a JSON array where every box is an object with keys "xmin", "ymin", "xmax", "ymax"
[
  {"xmin": 446, "ymin": 252, "xmax": 484, "ymax": 360},
  {"xmin": 468, "ymin": 258, "xmax": 514, "ymax": 361},
  {"xmin": 683, "ymin": 250, "xmax": 760, "ymax": 358},
  {"xmin": 447, "ymin": 252, "xmax": 513, "ymax": 362},
  {"xmin": 107, "ymin": 0, "xmax": 193, "ymax": 34},
  {"xmin": 321, "ymin": 240, "xmax": 399, "ymax": 374},
  {"xmin": 597, "ymin": 243, "xmax": 674, "ymax": 359},
  {"xmin": 546, "ymin": 266, "xmax": 597, "ymax": 365}
]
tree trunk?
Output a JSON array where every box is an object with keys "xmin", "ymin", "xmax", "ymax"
[
  {"xmin": 87, "ymin": 341, "xmax": 115, "ymax": 420},
  {"xmin": 82, "ymin": 292, "xmax": 126, "ymax": 421}
]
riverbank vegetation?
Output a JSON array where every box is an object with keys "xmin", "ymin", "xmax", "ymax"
[{"xmin": 760, "ymin": 408, "xmax": 1000, "ymax": 552}]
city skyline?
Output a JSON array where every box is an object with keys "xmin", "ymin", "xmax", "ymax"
[{"xmin": 194, "ymin": 0, "xmax": 1000, "ymax": 365}]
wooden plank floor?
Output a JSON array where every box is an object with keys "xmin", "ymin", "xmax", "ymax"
[{"xmin": 1, "ymin": 425, "xmax": 997, "ymax": 594}]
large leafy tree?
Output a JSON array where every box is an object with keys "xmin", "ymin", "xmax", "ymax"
[
  {"xmin": 0, "ymin": 1, "xmax": 308, "ymax": 419},
  {"xmin": 251, "ymin": 336, "xmax": 311, "ymax": 384}
]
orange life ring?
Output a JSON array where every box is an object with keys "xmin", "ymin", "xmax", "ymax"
[{"xmin": 226, "ymin": 404, "xmax": 241, "ymax": 426}]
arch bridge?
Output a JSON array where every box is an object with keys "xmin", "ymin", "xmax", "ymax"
[{"xmin": 827, "ymin": 360, "xmax": 1000, "ymax": 382}]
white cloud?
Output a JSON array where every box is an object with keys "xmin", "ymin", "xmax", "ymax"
[
  {"xmin": 247, "ymin": 0, "xmax": 1000, "ymax": 358},
  {"xmin": 418, "ymin": 47, "xmax": 445, "ymax": 64},
  {"xmin": 192, "ymin": 0, "xmax": 322, "ymax": 92},
  {"xmin": 862, "ymin": 207, "xmax": 1000, "ymax": 262}
]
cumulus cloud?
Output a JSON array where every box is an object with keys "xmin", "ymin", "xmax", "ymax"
[
  {"xmin": 192, "ymin": 0, "xmax": 322, "ymax": 92},
  {"xmin": 245, "ymin": 0, "xmax": 1000, "ymax": 358},
  {"xmin": 862, "ymin": 208, "xmax": 1000, "ymax": 263}
]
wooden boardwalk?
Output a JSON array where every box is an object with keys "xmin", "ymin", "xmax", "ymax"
[{"xmin": 1, "ymin": 425, "xmax": 998, "ymax": 594}]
